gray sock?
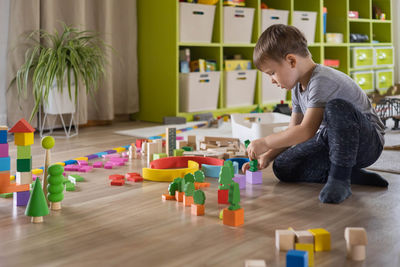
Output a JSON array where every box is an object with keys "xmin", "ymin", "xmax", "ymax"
[{"xmin": 319, "ymin": 177, "xmax": 352, "ymax": 204}]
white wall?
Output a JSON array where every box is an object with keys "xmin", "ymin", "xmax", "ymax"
[
  {"xmin": 0, "ymin": 0, "xmax": 10, "ymax": 125},
  {"xmin": 394, "ymin": 0, "xmax": 400, "ymax": 83}
]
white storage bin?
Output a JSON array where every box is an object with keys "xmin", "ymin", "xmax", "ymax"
[
  {"xmin": 180, "ymin": 71, "xmax": 220, "ymax": 112},
  {"xmin": 225, "ymin": 70, "xmax": 257, "ymax": 107},
  {"xmin": 231, "ymin": 113, "xmax": 291, "ymax": 143},
  {"xmin": 223, "ymin": 6, "xmax": 255, "ymax": 43},
  {"xmin": 179, "ymin": 2, "xmax": 216, "ymax": 43},
  {"xmin": 292, "ymin": 11, "xmax": 317, "ymax": 43},
  {"xmin": 261, "ymin": 9, "xmax": 289, "ymax": 33},
  {"xmin": 262, "ymin": 73, "xmax": 287, "ymax": 103}
]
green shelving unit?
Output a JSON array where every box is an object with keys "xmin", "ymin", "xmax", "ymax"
[{"xmin": 135, "ymin": 0, "xmax": 393, "ymax": 123}]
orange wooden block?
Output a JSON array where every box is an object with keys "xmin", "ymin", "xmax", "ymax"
[
  {"xmin": 191, "ymin": 204, "xmax": 205, "ymax": 216},
  {"xmin": 195, "ymin": 182, "xmax": 210, "ymax": 189},
  {"xmin": 183, "ymin": 195, "xmax": 194, "ymax": 207},
  {"xmin": 223, "ymin": 208, "xmax": 244, "ymax": 227},
  {"xmin": 175, "ymin": 191, "xmax": 184, "ymax": 202},
  {"xmin": 162, "ymin": 194, "xmax": 175, "ymax": 201}
]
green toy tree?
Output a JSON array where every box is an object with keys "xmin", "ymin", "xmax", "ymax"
[
  {"xmin": 218, "ymin": 166, "xmax": 233, "ymax": 190},
  {"xmin": 249, "ymin": 159, "xmax": 258, "ymax": 172},
  {"xmin": 193, "ymin": 189, "xmax": 206, "ymax": 205},
  {"xmin": 228, "ymin": 182, "xmax": 241, "ymax": 210},
  {"xmin": 173, "ymin": 177, "xmax": 183, "ymax": 192},
  {"xmin": 184, "ymin": 182, "xmax": 195, "ymax": 196},
  {"xmin": 224, "ymin": 160, "xmax": 235, "ymax": 178},
  {"xmin": 194, "ymin": 170, "xmax": 205, "ymax": 183},
  {"xmin": 184, "ymin": 173, "xmax": 195, "ymax": 184},
  {"xmin": 168, "ymin": 181, "xmax": 178, "ymax": 196},
  {"xmin": 25, "ymin": 179, "xmax": 49, "ymax": 223},
  {"xmin": 47, "ymin": 164, "xmax": 65, "ymax": 210}
]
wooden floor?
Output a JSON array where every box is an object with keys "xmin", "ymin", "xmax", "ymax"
[{"xmin": 0, "ymin": 121, "xmax": 399, "ymax": 267}]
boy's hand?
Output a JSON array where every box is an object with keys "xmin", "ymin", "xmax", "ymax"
[
  {"xmin": 247, "ymin": 138, "xmax": 269, "ymax": 160},
  {"xmin": 241, "ymin": 154, "xmax": 272, "ymax": 173}
]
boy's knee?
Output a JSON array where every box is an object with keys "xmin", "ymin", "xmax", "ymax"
[{"xmin": 272, "ymin": 159, "xmax": 293, "ymax": 182}]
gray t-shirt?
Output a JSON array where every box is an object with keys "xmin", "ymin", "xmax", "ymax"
[{"xmin": 292, "ymin": 64, "xmax": 385, "ymax": 145}]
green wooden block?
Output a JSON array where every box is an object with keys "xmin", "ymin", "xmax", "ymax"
[
  {"xmin": 173, "ymin": 149, "xmax": 184, "ymax": 156},
  {"xmin": 17, "ymin": 145, "xmax": 31, "ymax": 159},
  {"xmin": 65, "ymin": 181, "xmax": 76, "ymax": 191},
  {"xmin": 17, "ymin": 158, "xmax": 32, "ymax": 172},
  {"xmin": 153, "ymin": 153, "xmax": 168, "ymax": 160},
  {"xmin": 0, "ymin": 193, "xmax": 13, "ymax": 198},
  {"xmin": 182, "ymin": 146, "xmax": 192, "ymax": 152},
  {"xmin": 68, "ymin": 174, "xmax": 84, "ymax": 182}
]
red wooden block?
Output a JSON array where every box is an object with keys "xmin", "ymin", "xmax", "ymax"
[
  {"xmin": 9, "ymin": 118, "xmax": 35, "ymax": 133},
  {"xmin": 125, "ymin": 172, "xmax": 142, "ymax": 179},
  {"xmin": 109, "ymin": 174, "xmax": 125, "ymax": 180},
  {"xmin": 127, "ymin": 176, "xmax": 143, "ymax": 182},
  {"xmin": 218, "ymin": 189, "xmax": 229, "ymax": 204},
  {"xmin": 111, "ymin": 180, "xmax": 125, "ymax": 186}
]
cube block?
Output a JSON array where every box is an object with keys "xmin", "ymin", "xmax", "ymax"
[
  {"xmin": 0, "ymin": 143, "xmax": 9, "ymax": 157},
  {"xmin": 233, "ymin": 174, "xmax": 246, "ymax": 189},
  {"xmin": 286, "ymin": 250, "xmax": 308, "ymax": 267},
  {"xmin": 246, "ymin": 170, "xmax": 262, "ymax": 184},
  {"xmin": 14, "ymin": 133, "xmax": 34, "ymax": 146},
  {"xmin": 276, "ymin": 230, "xmax": 295, "ymax": 251},
  {"xmin": 17, "ymin": 158, "xmax": 32, "ymax": 172},
  {"xmin": 218, "ymin": 189, "xmax": 229, "ymax": 204},
  {"xmin": 16, "ymin": 172, "xmax": 33, "ymax": 185},
  {"xmin": 17, "ymin": 145, "xmax": 31, "ymax": 159},
  {"xmin": 15, "ymin": 190, "xmax": 30, "ymax": 206},
  {"xmin": 308, "ymin": 228, "xmax": 331, "ymax": 251},
  {"xmin": 223, "ymin": 208, "xmax": 244, "ymax": 227},
  {"xmin": 0, "ymin": 130, "xmax": 7, "ymax": 144},
  {"xmin": 295, "ymin": 243, "xmax": 314, "ymax": 266},
  {"xmin": 0, "ymin": 157, "xmax": 10, "ymax": 171}
]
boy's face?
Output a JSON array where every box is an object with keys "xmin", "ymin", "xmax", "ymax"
[{"xmin": 259, "ymin": 55, "xmax": 298, "ymax": 90}]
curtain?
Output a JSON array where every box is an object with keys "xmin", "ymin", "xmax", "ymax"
[
  {"xmin": 6, "ymin": 0, "xmax": 139, "ymax": 128},
  {"xmin": 0, "ymin": 0, "xmax": 11, "ymax": 125}
]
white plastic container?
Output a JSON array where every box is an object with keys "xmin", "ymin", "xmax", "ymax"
[
  {"xmin": 261, "ymin": 9, "xmax": 289, "ymax": 33},
  {"xmin": 179, "ymin": 71, "xmax": 220, "ymax": 112},
  {"xmin": 262, "ymin": 73, "xmax": 287, "ymax": 103},
  {"xmin": 44, "ymin": 87, "xmax": 76, "ymax": 115},
  {"xmin": 179, "ymin": 2, "xmax": 216, "ymax": 43},
  {"xmin": 231, "ymin": 113, "xmax": 291, "ymax": 143},
  {"xmin": 225, "ymin": 70, "xmax": 257, "ymax": 107},
  {"xmin": 223, "ymin": 6, "xmax": 255, "ymax": 43},
  {"xmin": 292, "ymin": 11, "xmax": 317, "ymax": 43}
]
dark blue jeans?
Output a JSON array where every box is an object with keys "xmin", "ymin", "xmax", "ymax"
[{"xmin": 273, "ymin": 99, "xmax": 383, "ymax": 183}]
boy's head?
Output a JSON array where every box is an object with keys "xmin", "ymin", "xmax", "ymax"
[{"xmin": 254, "ymin": 24, "xmax": 312, "ymax": 90}]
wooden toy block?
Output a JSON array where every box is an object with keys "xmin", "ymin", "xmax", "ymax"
[
  {"xmin": 308, "ymin": 228, "xmax": 331, "ymax": 252},
  {"xmin": 194, "ymin": 182, "xmax": 210, "ymax": 190},
  {"xmin": 77, "ymin": 160, "xmax": 88, "ymax": 166},
  {"xmin": 166, "ymin": 127, "xmax": 176, "ymax": 156},
  {"xmin": 201, "ymin": 164, "xmax": 222, "ymax": 178},
  {"xmin": 176, "ymin": 140, "xmax": 188, "ymax": 149},
  {"xmin": 113, "ymin": 147, "xmax": 126, "ymax": 153},
  {"xmin": 32, "ymin": 174, "xmax": 38, "ymax": 181},
  {"xmin": 191, "ymin": 204, "xmax": 205, "ymax": 216},
  {"xmin": 125, "ymin": 172, "xmax": 141, "ymax": 179},
  {"xmin": 14, "ymin": 132, "xmax": 34, "ymax": 146},
  {"xmin": 173, "ymin": 149, "xmax": 184, "ymax": 156},
  {"xmin": 162, "ymin": 194, "xmax": 175, "ymax": 201},
  {"xmin": 127, "ymin": 176, "xmax": 143, "ymax": 182},
  {"xmin": 10, "ymin": 175, "xmax": 15, "ymax": 181},
  {"xmin": 78, "ymin": 166, "xmax": 93, "ymax": 172},
  {"xmin": 153, "ymin": 153, "xmax": 168, "ymax": 160},
  {"xmin": 0, "ymin": 157, "xmax": 10, "ymax": 172},
  {"xmin": 246, "ymin": 170, "xmax": 262, "ymax": 184},
  {"xmin": 275, "ymin": 230, "xmax": 296, "ymax": 251},
  {"xmin": 218, "ymin": 189, "xmax": 229, "ymax": 204},
  {"xmin": 111, "ymin": 180, "xmax": 125, "ymax": 186},
  {"xmin": 233, "ymin": 174, "xmax": 246, "ymax": 189},
  {"xmin": 55, "ymin": 162, "xmax": 66, "ymax": 166},
  {"xmin": 16, "ymin": 171, "xmax": 33, "ymax": 185},
  {"xmin": 16, "ymin": 145, "xmax": 31, "ymax": 159},
  {"xmin": 15, "ymin": 190, "xmax": 30, "ymax": 206},
  {"xmin": 293, "ymin": 230, "xmax": 314, "ymax": 244},
  {"xmin": 223, "ymin": 208, "xmax": 244, "ymax": 227},
  {"xmin": 295, "ymin": 243, "xmax": 314, "ymax": 266},
  {"xmin": 344, "ymin": 227, "xmax": 367, "ymax": 261},
  {"xmin": 244, "ymin": 260, "xmax": 267, "ymax": 267},
  {"xmin": 103, "ymin": 153, "xmax": 120, "ymax": 159},
  {"xmin": 154, "ymin": 139, "xmax": 163, "ymax": 154},
  {"xmin": 85, "ymin": 154, "xmax": 99, "ymax": 160},
  {"xmin": 9, "ymin": 118, "xmax": 35, "ymax": 133},
  {"xmin": 93, "ymin": 161, "xmax": 103, "ymax": 168},
  {"xmin": 0, "ymin": 129, "xmax": 7, "ymax": 144},
  {"xmin": 64, "ymin": 165, "xmax": 79, "ymax": 171},
  {"xmin": 286, "ymin": 250, "xmax": 308, "ymax": 267},
  {"xmin": 183, "ymin": 195, "xmax": 194, "ymax": 206},
  {"xmin": 147, "ymin": 142, "xmax": 158, "ymax": 166},
  {"xmin": 104, "ymin": 163, "xmax": 114, "ymax": 169},
  {"xmin": 175, "ymin": 191, "xmax": 184, "ymax": 202},
  {"xmin": 74, "ymin": 157, "xmax": 88, "ymax": 161},
  {"xmin": 68, "ymin": 174, "xmax": 84, "ymax": 182},
  {"xmin": 0, "ymin": 143, "xmax": 9, "ymax": 157},
  {"xmin": 32, "ymin": 168, "xmax": 43, "ymax": 175},
  {"xmin": 109, "ymin": 174, "xmax": 125, "ymax": 180},
  {"xmin": 65, "ymin": 181, "xmax": 76, "ymax": 191},
  {"xmin": 187, "ymin": 135, "xmax": 196, "ymax": 150},
  {"xmin": 17, "ymin": 158, "xmax": 32, "ymax": 172},
  {"xmin": 0, "ymin": 192, "xmax": 13, "ymax": 198}
]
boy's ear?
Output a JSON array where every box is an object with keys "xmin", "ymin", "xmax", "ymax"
[{"xmin": 286, "ymin": 54, "xmax": 297, "ymax": 68}]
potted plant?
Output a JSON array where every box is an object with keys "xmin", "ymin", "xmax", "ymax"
[{"xmin": 10, "ymin": 23, "xmax": 108, "ymax": 130}]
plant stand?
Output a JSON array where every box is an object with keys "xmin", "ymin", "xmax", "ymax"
[{"xmin": 38, "ymin": 88, "xmax": 79, "ymax": 138}]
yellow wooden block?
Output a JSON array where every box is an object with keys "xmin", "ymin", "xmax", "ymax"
[
  {"xmin": 308, "ymin": 228, "xmax": 331, "ymax": 252},
  {"xmin": 32, "ymin": 169, "xmax": 43, "ymax": 175},
  {"xmin": 113, "ymin": 147, "xmax": 126, "ymax": 153},
  {"xmin": 74, "ymin": 157, "xmax": 88, "ymax": 161},
  {"xmin": 10, "ymin": 175, "xmax": 15, "ymax": 181},
  {"xmin": 55, "ymin": 162, "xmax": 66, "ymax": 166},
  {"xmin": 296, "ymin": 243, "xmax": 314, "ymax": 266},
  {"xmin": 14, "ymin": 133, "xmax": 34, "ymax": 146}
]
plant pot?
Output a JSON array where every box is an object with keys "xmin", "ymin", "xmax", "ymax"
[
  {"xmin": 175, "ymin": 191, "xmax": 184, "ymax": 202},
  {"xmin": 43, "ymin": 86, "xmax": 76, "ymax": 115},
  {"xmin": 223, "ymin": 208, "xmax": 244, "ymax": 227},
  {"xmin": 191, "ymin": 204, "xmax": 205, "ymax": 216},
  {"xmin": 183, "ymin": 195, "xmax": 194, "ymax": 207}
]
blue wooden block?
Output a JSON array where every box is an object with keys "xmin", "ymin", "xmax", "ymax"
[
  {"xmin": 122, "ymin": 145, "xmax": 130, "ymax": 150},
  {"xmin": 64, "ymin": 159, "xmax": 78, "ymax": 165},
  {"xmin": 95, "ymin": 152, "xmax": 108, "ymax": 157},
  {"xmin": 0, "ymin": 156, "xmax": 10, "ymax": 171},
  {"xmin": 286, "ymin": 250, "xmax": 308, "ymax": 267},
  {"xmin": 148, "ymin": 136, "xmax": 162, "ymax": 140},
  {"xmin": 85, "ymin": 154, "xmax": 99, "ymax": 160},
  {"xmin": 226, "ymin": 157, "xmax": 249, "ymax": 170},
  {"xmin": 201, "ymin": 164, "xmax": 222, "ymax": 178},
  {"xmin": 105, "ymin": 150, "xmax": 117, "ymax": 154},
  {"xmin": 0, "ymin": 130, "xmax": 7, "ymax": 144}
]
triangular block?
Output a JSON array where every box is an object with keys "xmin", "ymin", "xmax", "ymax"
[{"xmin": 9, "ymin": 118, "xmax": 35, "ymax": 133}]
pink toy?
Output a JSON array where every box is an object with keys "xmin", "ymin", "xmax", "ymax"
[
  {"xmin": 79, "ymin": 166, "xmax": 93, "ymax": 173},
  {"xmin": 77, "ymin": 160, "xmax": 88, "ymax": 166},
  {"xmin": 93, "ymin": 161, "xmax": 103, "ymax": 168},
  {"xmin": 32, "ymin": 174, "xmax": 38, "ymax": 181},
  {"xmin": 104, "ymin": 163, "xmax": 113, "ymax": 169},
  {"xmin": 102, "ymin": 153, "xmax": 120, "ymax": 159}
]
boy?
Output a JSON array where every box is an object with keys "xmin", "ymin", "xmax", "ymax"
[{"xmin": 243, "ymin": 24, "xmax": 388, "ymax": 204}]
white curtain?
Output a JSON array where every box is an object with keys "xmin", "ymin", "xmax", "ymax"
[{"xmin": 0, "ymin": 0, "xmax": 10, "ymax": 125}]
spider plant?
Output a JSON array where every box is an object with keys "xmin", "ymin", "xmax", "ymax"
[{"xmin": 10, "ymin": 23, "xmax": 108, "ymax": 122}]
